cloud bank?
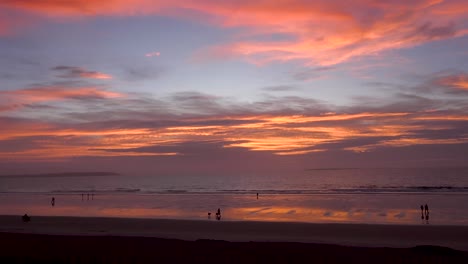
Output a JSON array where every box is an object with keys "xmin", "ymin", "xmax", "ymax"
[{"xmin": 1, "ymin": 0, "xmax": 467, "ymax": 66}]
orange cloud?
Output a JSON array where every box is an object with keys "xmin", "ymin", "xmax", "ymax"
[
  {"xmin": 0, "ymin": 0, "xmax": 176, "ymax": 17},
  {"xmin": 436, "ymin": 73, "xmax": 468, "ymax": 90},
  {"xmin": 345, "ymin": 137, "xmax": 468, "ymax": 153},
  {"xmin": 79, "ymin": 72, "xmax": 112, "ymax": 79},
  {"xmin": 52, "ymin": 66, "xmax": 112, "ymax": 79},
  {"xmin": 2, "ymin": 1, "xmax": 466, "ymax": 65},
  {"xmin": 0, "ymin": 86, "xmax": 123, "ymax": 113},
  {"xmin": 431, "ymin": 0, "xmax": 468, "ymax": 16},
  {"xmin": 190, "ymin": 1, "xmax": 468, "ymax": 65},
  {"xmin": 1, "ymin": 99, "xmax": 468, "ymax": 160},
  {"xmin": 5, "ymin": 86, "xmax": 122, "ymax": 101}
]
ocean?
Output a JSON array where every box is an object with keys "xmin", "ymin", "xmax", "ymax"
[{"xmin": 1, "ymin": 167, "xmax": 468, "ymax": 225}]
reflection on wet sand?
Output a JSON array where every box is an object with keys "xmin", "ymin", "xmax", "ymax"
[
  {"xmin": 226, "ymin": 206, "xmax": 420, "ymax": 224},
  {"xmin": 0, "ymin": 193, "xmax": 466, "ymax": 225}
]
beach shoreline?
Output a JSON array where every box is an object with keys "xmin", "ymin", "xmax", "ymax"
[{"xmin": 2, "ymin": 215, "xmax": 468, "ymax": 251}]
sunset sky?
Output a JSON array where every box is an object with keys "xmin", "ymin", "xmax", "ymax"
[{"xmin": 1, "ymin": 0, "xmax": 467, "ymax": 175}]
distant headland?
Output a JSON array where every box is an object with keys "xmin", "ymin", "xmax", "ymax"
[{"xmin": 0, "ymin": 172, "xmax": 119, "ymax": 178}]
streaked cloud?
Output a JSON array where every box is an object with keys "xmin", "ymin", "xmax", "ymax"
[
  {"xmin": 1, "ymin": 85, "xmax": 467, "ymax": 161},
  {"xmin": 0, "ymin": 1, "xmax": 467, "ymax": 168},
  {"xmin": 2, "ymin": 1, "xmax": 467, "ymax": 66},
  {"xmin": 0, "ymin": 85, "xmax": 124, "ymax": 113},
  {"xmin": 262, "ymin": 85, "xmax": 299, "ymax": 92},
  {"xmin": 145, "ymin": 51, "xmax": 160, "ymax": 57},
  {"xmin": 52, "ymin": 66, "xmax": 112, "ymax": 80},
  {"xmin": 435, "ymin": 73, "xmax": 468, "ymax": 90},
  {"xmin": 293, "ymin": 67, "xmax": 334, "ymax": 81}
]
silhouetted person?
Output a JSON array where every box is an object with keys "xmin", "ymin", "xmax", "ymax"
[
  {"xmin": 257, "ymin": 193, "xmax": 259, "ymax": 199},
  {"xmin": 216, "ymin": 208, "xmax": 221, "ymax": 220},
  {"xmin": 208, "ymin": 212, "xmax": 211, "ymax": 219},
  {"xmin": 420, "ymin": 205, "xmax": 423, "ymax": 214},
  {"xmin": 51, "ymin": 197, "xmax": 55, "ymax": 207},
  {"xmin": 424, "ymin": 204, "xmax": 429, "ymax": 215},
  {"xmin": 87, "ymin": 193, "xmax": 90, "ymax": 200},
  {"xmin": 22, "ymin": 214, "xmax": 30, "ymax": 222}
]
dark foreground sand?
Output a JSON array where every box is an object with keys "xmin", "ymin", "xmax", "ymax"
[{"xmin": 1, "ymin": 215, "xmax": 468, "ymax": 263}]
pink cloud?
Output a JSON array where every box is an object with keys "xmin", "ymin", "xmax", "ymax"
[
  {"xmin": 79, "ymin": 71, "xmax": 112, "ymax": 79},
  {"xmin": 1, "ymin": 1, "xmax": 467, "ymax": 65},
  {"xmin": 194, "ymin": 1, "xmax": 467, "ymax": 66},
  {"xmin": 145, "ymin": 51, "xmax": 161, "ymax": 57}
]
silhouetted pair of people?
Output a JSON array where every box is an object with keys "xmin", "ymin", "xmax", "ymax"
[
  {"xmin": 51, "ymin": 197, "xmax": 55, "ymax": 207},
  {"xmin": 208, "ymin": 208, "xmax": 222, "ymax": 220},
  {"xmin": 82, "ymin": 193, "xmax": 94, "ymax": 201}
]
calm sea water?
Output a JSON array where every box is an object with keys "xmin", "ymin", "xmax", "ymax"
[
  {"xmin": 1, "ymin": 168, "xmax": 468, "ymax": 225},
  {"xmin": 1, "ymin": 168, "xmax": 467, "ymax": 195}
]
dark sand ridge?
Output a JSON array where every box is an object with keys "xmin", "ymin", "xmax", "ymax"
[
  {"xmin": 1, "ymin": 215, "xmax": 468, "ymax": 250},
  {"xmin": 2, "ymin": 232, "xmax": 468, "ymax": 264},
  {"xmin": 2, "ymin": 215, "xmax": 468, "ymax": 263}
]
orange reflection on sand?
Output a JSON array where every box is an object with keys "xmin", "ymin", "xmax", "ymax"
[
  {"xmin": 228, "ymin": 206, "xmax": 418, "ymax": 224},
  {"xmin": 228, "ymin": 206, "xmax": 357, "ymax": 223},
  {"xmin": 99, "ymin": 208, "xmax": 190, "ymax": 219}
]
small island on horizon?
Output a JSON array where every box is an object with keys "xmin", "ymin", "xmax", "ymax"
[{"xmin": 0, "ymin": 172, "xmax": 120, "ymax": 178}]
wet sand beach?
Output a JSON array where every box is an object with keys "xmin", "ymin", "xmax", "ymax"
[{"xmin": 1, "ymin": 215, "xmax": 468, "ymax": 263}]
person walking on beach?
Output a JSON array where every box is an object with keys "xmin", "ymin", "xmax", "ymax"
[
  {"xmin": 51, "ymin": 197, "xmax": 55, "ymax": 207},
  {"xmin": 257, "ymin": 193, "xmax": 259, "ymax": 199},
  {"xmin": 216, "ymin": 208, "xmax": 221, "ymax": 220},
  {"xmin": 424, "ymin": 204, "xmax": 429, "ymax": 215}
]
